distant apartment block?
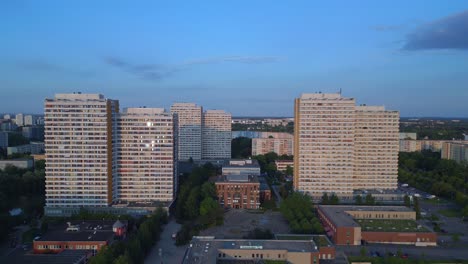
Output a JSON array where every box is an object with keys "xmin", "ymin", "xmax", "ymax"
[
  {"xmin": 0, "ymin": 131, "xmax": 8, "ymax": 148},
  {"xmin": 294, "ymin": 93, "xmax": 399, "ymax": 199},
  {"xmin": 15, "ymin": 113, "xmax": 24, "ymax": 126},
  {"xmin": 44, "ymin": 93, "xmax": 119, "ymax": 209},
  {"xmin": 7, "ymin": 142, "xmax": 45, "ymax": 156},
  {"xmin": 399, "ymin": 139, "xmax": 466, "ymax": 153},
  {"xmin": 275, "ymin": 160, "xmax": 294, "ymax": 172},
  {"xmin": 441, "ymin": 141, "xmax": 468, "ymax": 163},
  {"xmin": 0, "ymin": 159, "xmax": 34, "ymax": 170},
  {"xmin": 222, "ymin": 159, "xmax": 261, "ymax": 176},
  {"xmin": 399, "ymin": 132, "xmax": 417, "ymax": 140},
  {"xmin": 22, "ymin": 125, "xmax": 45, "ymax": 140},
  {"xmin": 202, "ymin": 110, "xmax": 232, "ymax": 159},
  {"xmin": 216, "ymin": 174, "xmax": 260, "ymax": 209},
  {"xmin": 115, "ymin": 108, "xmax": 175, "ymax": 203},
  {"xmin": 24, "ymin": 114, "xmax": 37, "ymax": 126},
  {"xmin": 252, "ymin": 137, "xmax": 293, "ymax": 156},
  {"xmin": 170, "ymin": 103, "xmax": 203, "ymax": 161}
]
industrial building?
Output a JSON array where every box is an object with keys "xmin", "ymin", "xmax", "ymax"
[{"xmin": 317, "ymin": 205, "xmax": 437, "ymax": 246}]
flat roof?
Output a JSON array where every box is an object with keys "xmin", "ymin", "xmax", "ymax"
[
  {"xmin": 186, "ymin": 237, "xmax": 318, "ymax": 263},
  {"xmin": 216, "ymin": 175, "xmax": 259, "ymax": 183},
  {"xmin": 36, "ymin": 220, "xmax": 126, "ymax": 242},
  {"xmin": 0, "ymin": 249, "xmax": 90, "ymax": 264},
  {"xmin": 318, "ymin": 205, "xmax": 414, "ymax": 227}
]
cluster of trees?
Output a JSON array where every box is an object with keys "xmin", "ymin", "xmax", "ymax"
[
  {"xmin": 0, "ymin": 160, "xmax": 45, "ymax": 240},
  {"xmin": 355, "ymin": 194, "xmax": 376, "ymax": 205},
  {"xmin": 231, "ymin": 137, "xmax": 252, "ymax": 158},
  {"xmin": 175, "ymin": 163, "xmax": 223, "ymax": 245},
  {"xmin": 90, "ymin": 208, "xmax": 168, "ymax": 264},
  {"xmin": 400, "ymin": 118, "xmax": 468, "ymax": 140},
  {"xmin": 279, "ymin": 192, "xmax": 324, "ymax": 234},
  {"xmin": 232, "ymin": 122, "xmax": 294, "ymax": 133},
  {"xmin": 254, "ymin": 152, "xmax": 293, "ymax": 175},
  {"xmin": 321, "ymin": 193, "xmax": 340, "ymax": 205},
  {"xmin": 399, "ymin": 151, "xmax": 468, "ymax": 216}
]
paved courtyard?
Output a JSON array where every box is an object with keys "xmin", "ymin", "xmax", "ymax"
[{"xmin": 200, "ymin": 209, "xmax": 290, "ymax": 239}]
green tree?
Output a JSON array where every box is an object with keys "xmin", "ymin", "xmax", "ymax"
[
  {"xmin": 201, "ymin": 182, "xmax": 216, "ymax": 199},
  {"xmin": 184, "ymin": 187, "xmax": 201, "ymax": 220},
  {"xmin": 231, "ymin": 137, "xmax": 252, "ymax": 158},
  {"xmin": 285, "ymin": 165, "xmax": 293, "ymax": 176},
  {"xmin": 360, "ymin": 247, "xmax": 367, "ymax": 257},
  {"xmin": 113, "ymin": 253, "xmax": 132, "ymax": 264},
  {"xmin": 199, "ymin": 197, "xmax": 218, "ymax": 216},
  {"xmin": 321, "ymin": 193, "xmax": 329, "ymax": 205},
  {"xmin": 413, "ymin": 196, "xmax": 421, "ymax": 220},
  {"xmin": 355, "ymin": 195, "xmax": 363, "ymax": 205},
  {"xmin": 404, "ymin": 194, "xmax": 411, "ymax": 207},
  {"xmin": 330, "ymin": 194, "xmax": 339, "ymax": 205},
  {"xmin": 365, "ymin": 194, "xmax": 375, "ymax": 205}
]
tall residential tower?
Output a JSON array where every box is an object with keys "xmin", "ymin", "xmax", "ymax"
[
  {"xmin": 294, "ymin": 93, "xmax": 399, "ymax": 199},
  {"xmin": 202, "ymin": 110, "xmax": 232, "ymax": 159},
  {"xmin": 170, "ymin": 103, "xmax": 203, "ymax": 161}
]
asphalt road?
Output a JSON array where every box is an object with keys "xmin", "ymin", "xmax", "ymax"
[{"xmin": 145, "ymin": 219, "xmax": 187, "ymax": 264}]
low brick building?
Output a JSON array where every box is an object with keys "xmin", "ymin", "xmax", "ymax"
[
  {"xmin": 317, "ymin": 205, "xmax": 436, "ymax": 246},
  {"xmin": 216, "ymin": 174, "xmax": 260, "ymax": 209},
  {"xmin": 33, "ymin": 220, "xmax": 127, "ymax": 254}
]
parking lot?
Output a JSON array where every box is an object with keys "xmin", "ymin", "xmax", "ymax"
[{"xmin": 200, "ymin": 209, "xmax": 290, "ymax": 239}]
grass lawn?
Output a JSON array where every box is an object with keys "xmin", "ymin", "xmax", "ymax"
[
  {"xmin": 438, "ymin": 209, "xmax": 462, "ymax": 218},
  {"xmin": 357, "ymin": 219, "xmax": 429, "ymax": 232}
]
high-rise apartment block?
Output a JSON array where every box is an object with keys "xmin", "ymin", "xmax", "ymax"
[
  {"xmin": 44, "ymin": 93, "xmax": 176, "ymax": 216},
  {"xmin": 441, "ymin": 141, "xmax": 468, "ymax": 163},
  {"xmin": 252, "ymin": 137, "xmax": 293, "ymax": 156},
  {"xmin": 294, "ymin": 93, "xmax": 399, "ymax": 199},
  {"xmin": 116, "ymin": 108, "xmax": 175, "ymax": 203},
  {"xmin": 171, "ymin": 103, "xmax": 231, "ymax": 161},
  {"xmin": 170, "ymin": 103, "xmax": 203, "ymax": 161},
  {"xmin": 202, "ymin": 110, "xmax": 231, "ymax": 159},
  {"xmin": 44, "ymin": 94, "xmax": 118, "ymax": 208},
  {"xmin": 15, "ymin": 113, "xmax": 24, "ymax": 126}
]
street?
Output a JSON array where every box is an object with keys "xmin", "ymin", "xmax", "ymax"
[{"xmin": 145, "ymin": 219, "xmax": 187, "ymax": 264}]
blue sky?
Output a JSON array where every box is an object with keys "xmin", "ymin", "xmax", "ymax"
[{"xmin": 1, "ymin": 1, "xmax": 468, "ymax": 117}]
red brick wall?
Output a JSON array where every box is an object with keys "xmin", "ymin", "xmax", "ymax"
[
  {"xmin": 260, "ymin": 189, "xmax": 271, "ymax": 202},
  {"xmin": 319, "ymin": 246, "xmax": 336, "ymax": 260},
  {"xmin": 216, "ymin": 182, "xmax": 260, "ymax": 209},
  {"xmin": 33, "ymin": 240, "xmax": 108, "ymax": 254},
  {"xmin": 362, "ymin": 232, "xmax": 437, "ymax": 244},
  {"xmin": 335, "ymin": 227, "xmax": 357, "ymax": 245}
]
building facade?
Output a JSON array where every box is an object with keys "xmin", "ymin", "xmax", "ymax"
[
  {"xmin": 441, "ymin": 141, "xmax": 468, "ymax": 163},
  {"xmin": 294, "ymin": 93, "xmax": 399, "ymax": 199},
  {"xmin": 7, "ymin": 142, "xmax": 45, "ymax": 155},
  {"xmin": 0, "ymin": 131, "xmax": 8, "ymax": 148},
  {"xmin": 275, "ymin": 160, "xmax": 294, "ymax": 172},
  {"xmin": 222, "ymin": 159, "xmax": 261, "ymax": 176},
  {"xmin": 44, "ymin": 93, "xmax": 119, "ymax": 209},
  {"xmin": 202, "ymin": 110, "xmax": 231, "ymax": 159},
  {"xmin": 252, "ymin": 137, "xmax": 293, "ymax": 156},
  {"xmin": 317, "ymin": 205, "xmax": 436, "ymax": 246},
  {"xmin": 15, "ymin": 113, "xmax": 24, "ymax": 126},
  {"xmin": 170, "ymin": 103, "xmax": 203, "ymax": 161},
  {"xmin": 216, "ymin": 174, "xmax": 260, "ymax": 209},
  {"xmin": 115, "ymin": 108, "xmax": 175, "ymax": 203}
]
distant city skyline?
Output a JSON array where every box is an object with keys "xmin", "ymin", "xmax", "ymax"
[{"xmin": 1, "ymin": 1, "xmax": 468, "ymax": 117}]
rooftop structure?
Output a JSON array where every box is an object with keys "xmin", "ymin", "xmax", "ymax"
[
  {"xmin": 185, "ymin": 237, "xmax": 321, "ymax": 264},
  {"xmin": 222, "ymin": 159, "xmax": 261, "ymax": 176}
]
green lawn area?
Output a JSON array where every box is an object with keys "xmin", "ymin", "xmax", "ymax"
[
  {"xmin": 438, "ymin": 209, "xmax": 462, "ymax": 218},
  {"xmin": 357, "ymin": 219, "xmax": 429, "ymax": 232}
]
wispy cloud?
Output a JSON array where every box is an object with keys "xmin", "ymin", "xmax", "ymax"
[
  {"xmin": 403, "ymin": 10, "xmax": 468, "ymax": 50},
  {"xmin": 104, "ymin": 55, "xmax": 283, "ymax": 81},
  {"xmin": 18, "ymin": 59, "xmax": 94, "ymax": 77},
  {"xmin": 371, "ymin": 24, "xmax": 406, "ymax": 32}
]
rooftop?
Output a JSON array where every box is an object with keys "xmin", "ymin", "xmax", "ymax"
[
  {"xmin": 216, "ymin": 174, "xmax": 259, "ymax": 183},
  {"xmin": 35, "ymin": 220, "xmax": 126, "ymax": 242},
  {"xmin": 0, "ymin": 249, "xmax": 90, "ymax": 264},
  {"xmin": 186, "ymin": 237, "xmax": 318, "ymax": 264},
  {"xmin": 318, "ymin": 205, "xmax": 414, "ymax": 227}
]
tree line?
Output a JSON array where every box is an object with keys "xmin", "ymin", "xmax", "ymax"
[
  {"xmin": 174, "ymin": 163, "xmax": 224, "ymax": 245},
  {"xmin": 399, "ymin": 151, "xmax": 468, "ymax": 217},
  {"xmin": 90, "ymin": 208, "xmax": 168, "ymax": 264},
  {"xmin": 0, "ymin": 160, "xmax": 45, "ymax": 241},
  {"xmin": 279, "ymin": 192, "xmax": 324, "ymax": 234}
]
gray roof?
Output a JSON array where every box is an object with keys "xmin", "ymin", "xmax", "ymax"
[
  {"xmin": 216, "ymin": 175, "xmax": 259, "ymax": 183},
  {"xmin": 318, "ymin": 205, "xmax": 414, "ymax": 227},
  {"xmin": 36, "ymin": 220, "xmax": 126, "ymax": 242}
]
